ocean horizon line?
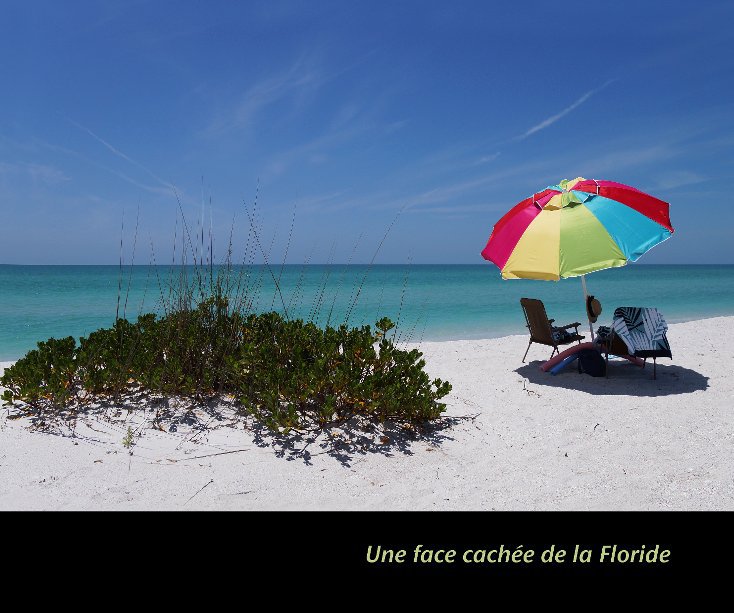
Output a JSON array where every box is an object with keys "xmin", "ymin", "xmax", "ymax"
[{"xmin": 2, "ymin": 262, "xmax": 733, "ymax": 268}]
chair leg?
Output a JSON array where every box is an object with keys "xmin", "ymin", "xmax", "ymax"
[
  {"xmin": 605, "ymin": 351, "xmax": 609, "ymax": 378},
  {"xmin": 653, "ymin": 357, "xmax": 657, "ymax": 380},
  {"xmin": 522, "ymin": 341, "xmax": 532, "ymax": 363},
  {"xmin": 550, "ymin": 347, "xmax": 558, "ymax": 360}
]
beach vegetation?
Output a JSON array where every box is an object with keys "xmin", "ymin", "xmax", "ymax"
[
  {"xmin": 1, "ymin": 336, "xmax": 77, "ymax": 407},
  {"xmin": 1, "ymin": 192, "xmax": 451, "ymax": 437},
  {"xmin": 1, "ymin": 295, "xmax": 451, "ymax": 431},
  {"xmin": 122, "ymin": 426, "xmax": 135, "ymax": 450}
]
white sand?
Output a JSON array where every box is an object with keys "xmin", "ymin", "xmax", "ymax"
[{"xmin": 1, "ymin": 316, "xmax": 732, "ymax": 510}]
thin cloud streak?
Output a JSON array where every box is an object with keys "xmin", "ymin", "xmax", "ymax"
[
  {"xmin": 35, "ymin": 136, "xmax": 179, "ymax": 201},
  {"xmin": 514, "ymin": 79, "xmax": 617, "ymax": 141},
  {"xmin": 309, "ymin": 124, "xmax": 697, "ymax": 218},
  {"xmin": 260, "ymin": 97, "xmax": 406, "ymax": 181},
  {"xmin": 406, "ymin": 202, "xmax": 510, "ymax": 215},
  {"xmin": 203, "ymin": 49, "xmax": 383, "ymax": 138},
  {"xmin": 204, "ymin": 56, "xmax": 324, "ymax": 136},
  {"xmin": 66, "ymin": 117, "xmax": 175, "ymax": 190},
  {"xmin": 473, "ymin": 152, "xmax": 500, "ymax": 165},
  {"xmin": 308, "ymin": 156, "xmax": 558, "ymax": 216},
  {"xmin": 0, "ymin": 161, "xmax": 70, "ymax": 184}
]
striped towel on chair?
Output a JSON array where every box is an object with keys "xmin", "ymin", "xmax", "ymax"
[{"xmin": 612, "ymin": 307, "xmax": 672, "ymax": 357}]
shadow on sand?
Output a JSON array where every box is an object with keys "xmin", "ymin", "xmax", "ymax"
[
  {"xmin": 249, "ymin": 415, "xmax": 463, "ymax": 467},
  {"xmin": 5, "ymin": 391, "xmax": 465, "ymax": 468},
  {"xmin": 515, "ymin": 358, "xmax": 709, "ymax": 397}
]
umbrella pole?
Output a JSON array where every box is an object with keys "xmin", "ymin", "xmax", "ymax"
[{"xmin": 581, "ymin": 274, "xmax": 595, "ymax": 341}]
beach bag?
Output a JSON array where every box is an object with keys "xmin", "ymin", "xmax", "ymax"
[
  {"xmin": 577, "ymin": 349, "xmax": 606, "ymax": 377},
  {"xmin": 551, "ymin": 327, "xmax": 572, "ymax": 343}
]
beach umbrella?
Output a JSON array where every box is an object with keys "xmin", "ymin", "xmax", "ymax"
[{"xmin": 481, "ymin": 177, "xmax": 674, "ymax": 339}]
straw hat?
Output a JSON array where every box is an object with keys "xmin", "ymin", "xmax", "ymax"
[{"xmin": 586, "ymin": 295, "xmax": 602, "ymax": 323}]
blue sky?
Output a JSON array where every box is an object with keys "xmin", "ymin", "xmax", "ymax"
[{"xmin": 1, "ymin": 0, "xmax": 733, "ymax": 264}]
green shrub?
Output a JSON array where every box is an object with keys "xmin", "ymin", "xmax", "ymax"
[
  {"xmin": 1, "ymin": 297, "xmax": 451, "ymax": 432},
  {"xmin": 1, "ymin": 336, "xmax": 77, "ymax": 407}
]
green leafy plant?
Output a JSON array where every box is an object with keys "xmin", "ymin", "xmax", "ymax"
[
  {"xmin": 1, "ymin": 336, "xmax": 77, "ymax": 407},
  {"xmin": 1, "ymin": 301, "xmax": 451, "ymax": 432},
  {"xmin": 122, "ymin": 426, "xmax": 135, "ymax": 450}
]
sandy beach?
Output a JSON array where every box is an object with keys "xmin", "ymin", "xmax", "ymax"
[{"xmin": 1, "ymin": 315, "xmax": 732, "ymax": 511}]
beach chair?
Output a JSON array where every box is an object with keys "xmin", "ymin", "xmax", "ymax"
[
  {"xmin": 520, "ymin": 298, "xmax": 584, "ymax": 362},
  {"xmin": 601, "ymin": 307, "xmax": 673, "ymax": 379}
]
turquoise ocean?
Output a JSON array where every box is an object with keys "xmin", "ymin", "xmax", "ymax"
[{"xmin": 1, "ymin": 264, "xmax": 733, "ymax": 361}]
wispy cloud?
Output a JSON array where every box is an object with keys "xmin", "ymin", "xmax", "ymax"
[
  {"xmin": 33, "ymin": 137, "xmax": 170, "ymax": 198},
  {"xmin": 577, "ymin": 143, "xmax": 682, "ymax": 176},
  {"xmin": 102, "ymin": 167, "xmax": 177, "ymax": 198},
  {"xmin": 400, "ymin": 155, "xmax": 576, "ymax": 211},
  {"xmin": 473, "ymin": 152, "xmax": 500, "ymax": 165},
  {"xmin": 274, "ymin": 190, "xmax": 350, "ymax": 212},
  {"xmin": 66, "ymin": 117, "xmax": 175, "ymax": 191},
  {"xmin": 0, "ymin": 161, "xmax": 70, "ymax": 184},
  {"xmin": 402, "ymin": 175, "xmax": 498, "ymax": 208},
  {"xmin": 202, "ymin": 48, "xmax": 386, "ymax": 140},
  {"xmin": 306, "ymin": 121, "xmax": 713, "ymax": 219},
  {"xmin": 514, "ymin": 79, "xmax": 616, "ymax": 141},
  {"xmin": 406, "ymin": 202, "xmax": 510, "ymax": 215},
  {"xmin": 261, "ymin": 122, "xmax": 365, "ymax": 181},
  {"xmin": 306, "ymin": 156, "xmax": 559, "ymax": 216},
  {"xmin": 654, "ymin": 170, "xmax": 707, "ymax": 190},
  {"xmin": 260, "ymin": 98, "xmax": 405, "ymax": 181},
  {"xmin": 205, "ymin": 56, "xmax": 323, "ymax": 136}
]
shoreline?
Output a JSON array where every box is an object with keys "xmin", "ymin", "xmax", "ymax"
[
  {"xmin": 2, "ymin": 311, "xmax": 733, "ymax": 364},
  {"xmin": 1, "ymin": 315, "xmax": 732, "ymax": 510},
  {"xmin": 406, "ymin": 312, "xmax": 734, "ymax": 345}
]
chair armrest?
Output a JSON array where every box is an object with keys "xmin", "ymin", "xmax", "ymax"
[{"xmin": 558, "ymin": 322, "xmax": 581, "ymax": 329}]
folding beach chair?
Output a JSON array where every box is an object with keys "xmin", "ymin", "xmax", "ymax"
[{"xmin": 520, "ymin": 298, "xmax": 584, "ymax": 362}]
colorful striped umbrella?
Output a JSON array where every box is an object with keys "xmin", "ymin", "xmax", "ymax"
[{"xmin": 481, "ymin": 177, "xmax": 674, "ymax": 336}]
